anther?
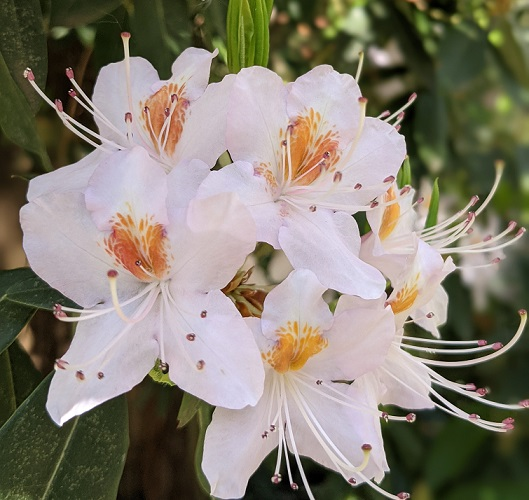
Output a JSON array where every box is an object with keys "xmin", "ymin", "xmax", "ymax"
[
  {"xmin": 271, "ymin": 474, "xmax": 282, "ymax": 484},
  {"xmin": 159, "ymin": 361, "xmax": 169, "ymax": 374},
  {"xmin": 503, "ymin": 417, "xmax": 515, "ymax": 425},
  {"xmin": 125, "ymin": 112, "xmax": 132, "ymax": 123},
  {"xmin": 68, "ymin": 89, "xmax": 77, "ymax": 98},
  {"xmin": 381, "ymin": 411, "xmax": 389, "ymax": 422},
  {"xmin": 65, "ymin": 67, "xmax": 75, "ymax": 79},
  {"xmin": 470, "ymin": 195, "xmax": 480, "ymax": 206},
  {"xmin": 76, "ymin": 370, "xmax": 85, "ymax": 381},
  {"xmin": 416, "ymin": 196, "xmax": 424, "ymax": 204},
  {"xmin": 261, "ymin": 431, "xmax": 268, "ymax": 439},
  {"xmin": 348, "ymin": 477, "xmax": 357, "ymax": 485},
  {"xmin": 309, "ymin": 205, "xmax": 317, "ymax": 212},
  {"xmin": 400, "ymin": 186, "xmax": 411, "ymax": 195},
  {"xmin": 361, "ymin": 443, "xmax": 372, "ymax": 451},
  {"xmin": 143, "ymin": 106, "xmax": 150, "ymax": 114},
  {"xmin": 370, "ymin": 200, "xmax": 379, "ymax": 208},
  {"xmin": 55, "ymin": 359, "xmax": 69, "ymax": 370},
  {"xmin": 200, "ymin": 310, "xmax": 207, "ymax": 318},
  {"xmin": 270, "ymin": 424, "xmax": 276, "ymax": 432},
  {"xmin": 291, "ymin": 483, "xmax": 299, "ymax": 491},
  {"xmin": 426, "ymin": 312, "xmax": 435, "ymax": 319},
  {"xmin": 164, "ymin": 107, "xmax": 170, "ymax": 117},
  {"xmin": 97, "ymin": 371, "xmax": 105, "ymax": 379},
  {"xmin": 466, "ymin": 228, "xmax": 474, "ymax": 235},
  {"xmin": 518, "ymin": 399, "xmax": 529, "ymax": 408},
  {"xmin": 107, "ymin": 270, "xmax": 118, "ymax": 278},
  {"xmin": 333, "ymin": 171, "xmax": 343, "ymax": 183},
  {"xmin": 516, "ymin": 227, "xmax": 526, "ymax": 237},
  {"xmin": 23, "ymin": 68, "xmax": 35, "ymax": 80},
  {"xmin": 469, "ymin": 413, "xmax": 480, "ymax": 420},
  {"xmin": 358, "ymin": 96, "xmax": 368, "ymax": 104},
  {"xmin": 408, "ymin": 92, "xmax": 417, "ymax": 102},
  {"xmin": 53, "ymin": 304, "xmax": 67, "ymax": 318},
  {"xmin": 186, "ymin": 333, "xmax": 196, "ymax": 341},
  {"xmin": 171, "ymin": 93, "xmax": 178, "ymax": 103},
  {"xmin": 395, "ymin": 124, "xmax": 401, "ymax": 131},
  {"xmin": 323, "ymin": 151, "xmax": 331, "ymax": 159},
  {"xmin": 55, "ymin": 99, "xmax": 64, "ymax": 112},
  {"xmin": 492, "ymin": 342, "xmax": 503, "ymax": 350},
  {"xmin": 196, "ymin": 360, "xmax": 205, "ymax": 370},
  {"xmin": 121, "ymin": 31, "xmax": 131, "ymax": 39},
  {"xmin": 477, "ymin": 340, "xmax": 487, "ymax": 346},
  {"xmin": 281, "ymin": 140, "xmax": 287, "ymax": 146},
  {"xmin": 476, "ymin": 388, "xmax": 488, "ymax": 396},
  {"xmin": 354, "ymin": 183, "xmax": 362, "ymax": 190},
  {"xmin": 491, "ymin": 257, "xmax": 501, "ymax": 264},
  {"xmin": 397, "ymin": 493, "xmax": 411, "ymax": 499},
  {"xmin": 383, "ymin": 175, "xmax": 395, "ymax": 183},
  {"xmin": 406, "ymin": 413, "xmax": 416, "ymax": 423},
  {"xmin": 316, "ymin": 379, "xmax": 323, "ymax": 385}
]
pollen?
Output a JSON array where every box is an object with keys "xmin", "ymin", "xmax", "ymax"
[
  {"xmin": 389, "ymin": 274, "xmax": 420, "ymax": 314},
  {"xmin": 379, "ymin": 185, "xmax": 401, "ymax": 241},
  {"xmin": 283, "ymin": 109, "xmax": 341, "ymax": 186},
  {"xmin": 263, "ymin": 321, "xmax": 328, "ymax": 373},
  {"xmin": 104, "ymin": 211, "xmax": 170, "ymax": 280},
  {"xmin": 140, "ymin": 82, "xmax": 188, "ymax": 156}
]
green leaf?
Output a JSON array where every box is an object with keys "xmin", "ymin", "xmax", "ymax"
[
  {"xmin": 0, "ymin": 300, "xmax": 35, "ymax": 355},
  {"xmin": 177, "ymin": 391, "xmax": 205, "ymax": 429},
  {"xmin": 0, "ymin": 0, "xmax": 47, "ymax": 112},
  {"xmin": 0, "ymin": 351, "xmax": 17, "ymax": 427},
  {"xmin": 3, "ymin": 268, "xmax": 78, "ymax": 311},
  {"xmin": 149, "ymin": 359, "xmax": 175, "ymax": 387},
  {"xmin": 0, "ymin": 51, "xmax": 51, "ymax": 169},
  {"xmin": 424, "ymin": 177, "xmax": 439, "ymax": 229},
  {"xmin": 49, "ymin": 0, "xmax": 123, "ymax": 28},
  {"xmin": 194, "ymin": 404, "xmax": 214, "ymax": 494},
  {"xmin": 0, "ymin": 374, "xmax": 129, "ymax": 500},
  {"xmin": 397, "ymin": 156, "xmax": 412, "ymax": 188}
]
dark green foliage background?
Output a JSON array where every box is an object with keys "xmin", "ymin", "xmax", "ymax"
[{"xmin": 1, "ymin": 0, "xmax": 529, "ymax": 499}]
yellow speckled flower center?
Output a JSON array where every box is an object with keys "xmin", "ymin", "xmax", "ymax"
[
  {"xmin": 379, "ymin": 186, "xmax": 400, "ymax": 241},
  {"xmin": 389, "ymin": 273, "xmax": 420, "ymax": 314},
  {"xmin": 263, "ymin": 321, "xmax": 328, "ymax": 373}
]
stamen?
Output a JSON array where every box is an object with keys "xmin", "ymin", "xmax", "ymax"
[{"xmin": 383, "ymin": 92, "xmax": 417, "ymax": 124}]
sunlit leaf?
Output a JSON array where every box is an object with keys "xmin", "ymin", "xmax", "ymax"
[{"xmin": 0, "ymin": 374, "xmax": 128, "ymax": 499}]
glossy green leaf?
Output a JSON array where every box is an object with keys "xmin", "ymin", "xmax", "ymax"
[
  {"xmin": 0, "ymin": 300, "xmax": 35, "ymax": 355},
  {"xmin": 3, "ymin": 268, "xmax": 78, "ymax": 311},
  {"xmin": 0, "ymin": 0, "xmax": 47, "ymax": 112},
  {"xmin": 49, "ymin": 0, "xmax": 123, "ymax": 28},
  {"xmin": 194, "ymin": 404, "xmax": 214, "ymax": 494},
  {"xmin": 0, "ymin": 51, "xmax": 51, "ymax": 169},
  {"xmin": 424, "ymin": 177, "xmax": 439, "ymax": 229},
  {"xmin": 0, "ymin": 374, "xmax": 129, "ymax": 500}
]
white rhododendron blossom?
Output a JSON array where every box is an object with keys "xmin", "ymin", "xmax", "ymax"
[
  {"xmin": 199, "ymin": 65, "xmax": 406, "ymax": 297},
  {"xmin": 20, "ymin": 147, "xmax": 264, "ymax": 425},
  {"xmin": 23, "ymin": 35, "xmax": 231, "ymax": 200},
  {"xmin": 202, "ymin": 270, "xmax": 413, "ymax": 500}
]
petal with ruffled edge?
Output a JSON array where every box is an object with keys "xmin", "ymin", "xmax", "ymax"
[
  {"xmin": 168, "ymin": 191, "xmax": 256, "ymax": 292},
  {"xmin": 286, "ymin": 65, "xmax": 361, "ymax": 147},
  {"xmin": 27, "ymin": 149, "xmax": 106, "ymax": 201},
  {"xmin": 279, "ymin": 208, "xmax": 385, "ymax": 297},
  {"xmin": 47, "ymin": 302, "xmax": 160, "ymax": 425},
  {"xmin": 304, "ymin": 296, "xmax": 395, "ymax": 381},
  {"xmin": 85, "ymin": 147, "xmax": 169, "ymax": 231},
  {"xmin": 202, "ymin": 371, "xmax": 277, "ymax": 499},
  {"xmin": 20, "ymin": 191, "xmax": 141, "ymax": 308},
  {"xmin": 161, "ymin": 289, "xmax": 264, "ymax": 409},
  {"xmin": 198, "ymin": 161, "xmax": 283, "ymax": 248},
  {"xmin": 260, "ymin": 269, "xmax": 332, "ymax": 341},
  {"xmin": 227, "ymin": 66, "xmax": 288, "ymax": 177}
]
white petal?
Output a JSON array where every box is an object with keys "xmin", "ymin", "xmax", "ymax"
[
  {"xmin": 47, "ymin": 302, "xmax": 159, "ymax": 425},
  {"xmin": 169, "ymin": 192, "xmax": 256, "ymax": 291},
  {"xmin": 287, "ymin": 65, "xmax": 362, "ymax": 146},
  {"xmin": 279, "ymin": 208, "xmax": 386, "ymax": 297},
  {"xmin": 202, "ymin": 375, "xmax": 277, "ymax": 499},
  {"xmin": 27, "ymin": 150, "xmax": 105, "ymax": 201},
  {"xmin": 260, "ymin": 269, "xmax": 332, "ymax": 340},
  {"xmin": 162, "ymin": 290, "xmax": 265, "ymax": 409},
  {"xmin": 227, "ymin": 66, "xmax": 288, "ymax": 174},
  {"xmin": 85, "ymin": 147, "xmax": 169, "ymax": 231},
  {"xmin": 198, "ymin": 161, "xmax": 283, "ymax": 248},
  {"xmin": 20, "ymin": 191, "xmax": 139, "ymax": 307}
]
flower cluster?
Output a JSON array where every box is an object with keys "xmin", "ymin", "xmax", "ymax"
[{"xmin": 21, "ymin": 35, "xmax": 526, "ymax": 499}]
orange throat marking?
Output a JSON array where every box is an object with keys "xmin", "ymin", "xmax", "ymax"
[
  {"xmin": 104, "ymin": 212, "xmax": 170, "ymax": 281},
  {"xmin": 379, "ymin": 186, "xmax": 401, "ymax": 241},
  {"xmin": 263, "ymin": 321, "xmax": 328, "ymax": 373},
  {"xmin": 283, "ymin": 109, "xmax": 341, "ymax": 187},
  {"xmin": 389, "ymin": 273, "xmax": 420, "ymax": 314},
  {"xmin": 141, "ymin": 82, "xmax": 188, "ymax": 156}
]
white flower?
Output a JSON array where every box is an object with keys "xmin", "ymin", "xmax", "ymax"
[
  {"xmin": 202, "ymin": 270, "xmax": 409, "ymax": 500},
  {"xmin": 20, "ymin": 147, "xmax": 264, "ymax": 425}
]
